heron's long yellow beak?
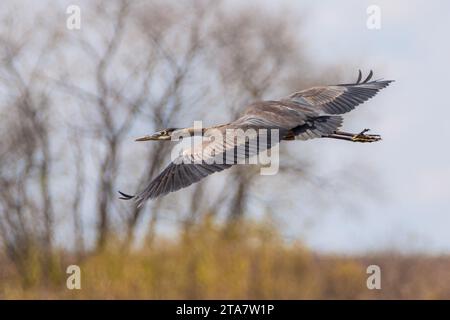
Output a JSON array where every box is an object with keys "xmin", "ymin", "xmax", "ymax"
[
  {"xmin": 135, "ymin": 132, "xmax": 171, "ymax": 141},
  {"xmin": 135, "ymin": 135, "xmax": 155, "ymax": 141}
]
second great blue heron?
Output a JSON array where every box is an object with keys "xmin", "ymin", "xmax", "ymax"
[{"xmin": 120, "ymin": 70, "xmax": 393, "ymax": 206}]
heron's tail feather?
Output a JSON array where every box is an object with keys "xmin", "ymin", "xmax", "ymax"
[{"xmin": 289, "ymin": 115, "xmax": 343, "ymax": 140}]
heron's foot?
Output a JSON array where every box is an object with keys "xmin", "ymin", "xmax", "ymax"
[{"xmin": 351, "ymin": 129, "xmax": 382, "ymax": 143}]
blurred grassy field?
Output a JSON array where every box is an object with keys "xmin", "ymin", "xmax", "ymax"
[{"xmin": 1, "ymin": 216, "xmax": 450, "ymax": 299}]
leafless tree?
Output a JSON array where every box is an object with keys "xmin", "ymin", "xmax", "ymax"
[{"xmin": 0, "ymin": 29, "xmax": 59, "ymax": 282}]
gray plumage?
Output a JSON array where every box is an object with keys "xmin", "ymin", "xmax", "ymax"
[{"xmin": 119, "ymin": 70, "xmax": 393, "ymax": 207}]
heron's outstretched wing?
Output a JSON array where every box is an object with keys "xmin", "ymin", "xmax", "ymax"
[
  {"xmin": 284, "ymin": 70, "xmax": 394, "ymax": 114},
  {"xmin": 130, "ymin": 160, "xmax": 232, "ymax": 207},
  {"xmin": 121, "ymin": 124, "xmax": 276, "ymax": 206}
]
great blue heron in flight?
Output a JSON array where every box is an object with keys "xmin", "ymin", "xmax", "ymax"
[{"xmin": 120, "ymin": 70, "xmax": 393, "ymax": 207}]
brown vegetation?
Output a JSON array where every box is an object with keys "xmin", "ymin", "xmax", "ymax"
[{"xmin": 2, "ymin": 217, "xmax": 450, "ymax": 299}]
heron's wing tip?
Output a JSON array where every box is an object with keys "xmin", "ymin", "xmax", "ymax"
[
  {"xmin": 356, "ymin": 70, "xmax": 362, "ymax": 84},
  {"xmin": 118, "ymin": 190, "xmax": 135, "ymax": 200}
]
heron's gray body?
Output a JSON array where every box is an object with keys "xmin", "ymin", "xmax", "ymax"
[{"xmin": 237, "ymin": 100, "xmax": 342, "ymax": 140}]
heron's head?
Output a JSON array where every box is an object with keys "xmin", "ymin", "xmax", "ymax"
[{"xmin": 135, "ymin": 128, "xmax": 178, "ymax": 141}]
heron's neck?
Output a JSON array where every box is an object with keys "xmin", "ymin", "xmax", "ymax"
[
  {"xmin": 171, "ymin": 127, "xmax": 195, "ymax": 137},
  {"xmin": 172, "ymin": 124, "xmax": 228, "ymax": 138}
]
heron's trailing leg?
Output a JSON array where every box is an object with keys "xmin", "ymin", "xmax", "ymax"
[{"xmin": 325, "ymin": 129, "xmax": 381, "ymax": 143}]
